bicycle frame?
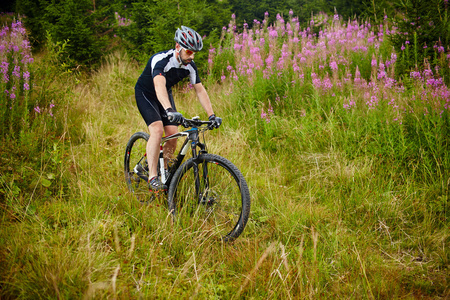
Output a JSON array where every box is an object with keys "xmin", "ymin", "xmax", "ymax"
[
  {"xmin": 159, "ymin": 125, "xmax": 207, "ymax": 189},
  {"xmin": 126, "ymin": 117, "xmax": 250, "ymax": 241}
]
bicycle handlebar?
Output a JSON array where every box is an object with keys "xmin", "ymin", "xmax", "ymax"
[{"xmin": 178, "ymin": 116, "xmax": 213, "ymax": 129}]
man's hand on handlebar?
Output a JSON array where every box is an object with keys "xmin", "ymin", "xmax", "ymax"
[
  {"xmin": 166, "ymin": 109, "xmax": 222, "ymax": 129},
  {"xmin": 166, "ymin": 107, "xmax": 183, "ymax": 123},
  {"xmin": 208, "ymin": 114, "xmax": 222, "ymax": 129}
]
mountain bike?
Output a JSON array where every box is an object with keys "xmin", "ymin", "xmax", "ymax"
[{"xmin": 124, "ymin": 116, "xmax": 250, "ymax": 241}]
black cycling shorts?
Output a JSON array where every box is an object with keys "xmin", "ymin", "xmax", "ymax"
[{"xmin": 135, "ymin": 88, "xmax": 178, "ymax": 127}]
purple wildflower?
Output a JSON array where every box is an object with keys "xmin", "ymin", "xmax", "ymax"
[
  {"xmin": 23, "ymin": 71, "xmax": 30, "ymax": 80},
  {"xmin": 261, "ymin": 108, "xmax": 267, "ymax": 119},
  {"xmin": 391, "ymin": 52, "xmax": 397, "ymax": 63},
  {"xmin": 330, "ymin": 61, "xmax": 338, "ymax": 71},
  {"xmin": 12, "ymin": 65, "xmax": 20, "ymax": 78},
  {"xmin": 1, "ymin": 61, "xmax": 9, "ymax": 74},
  {"xmin": 371, "ymin": 58, "xmax": 377, "ymax": 67},
  {"xmin": 269, "ymin": 29, "xmax": 278, "ymax": 39}
]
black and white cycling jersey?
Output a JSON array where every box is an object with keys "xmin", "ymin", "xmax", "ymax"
[{"xmin": 135, "ymin": 49, "xmax": 201, "ymax": 97}]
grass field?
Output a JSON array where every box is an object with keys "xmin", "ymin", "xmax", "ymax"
[{"xmin": 0, "ymin": 14, "xmax": 449, "ymax": 299}]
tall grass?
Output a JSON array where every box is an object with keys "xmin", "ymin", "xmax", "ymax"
[
  {"xmin": 209, "ymin": 11, "xmax": 449, "ymax": 223},
  {"xmin": 0, "ymin": 12, "xmax": 449, "ymax": 299}
]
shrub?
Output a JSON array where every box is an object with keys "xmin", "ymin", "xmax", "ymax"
[
  {"xmin": 16, "ymin": 0, "xmax": 113, "ymax": 69},
  {"xmin": 389, "ymin": 0, "xmax": 450, "ymax": 82}
]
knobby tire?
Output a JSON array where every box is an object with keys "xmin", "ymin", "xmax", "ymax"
[{"xmin": 167, "ymin": 153, "xmax": 250, "ymax": 242}]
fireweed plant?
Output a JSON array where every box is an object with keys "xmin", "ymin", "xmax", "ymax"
[
  {"xmin": 0, "ymin": 19, "xmax": 34, "ymax": 138},
  {"xmin": 0, "ymin": 19, "xmax": 62, "ymax": 141},
  {"xmin": 209, "ymin": 12, "xmax": 449, "ymax": 184}
]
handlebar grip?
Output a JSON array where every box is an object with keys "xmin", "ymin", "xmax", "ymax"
[{"xmin": 167, "ymin": 111, "xmax": 183, "ymax": 123}]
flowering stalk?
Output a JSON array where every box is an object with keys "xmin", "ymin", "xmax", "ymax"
[
  {"xmin": 0, "ymin": 18, "xmax": 34, "ymax": 138},
  {"xmin": 210, "ymin": 12, "xmax": 449, "ymax": 124}
]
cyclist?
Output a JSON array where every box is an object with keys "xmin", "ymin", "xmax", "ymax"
[{"xmin": 134, "ymin": 26, "xmax": 222, "ymax": 191}]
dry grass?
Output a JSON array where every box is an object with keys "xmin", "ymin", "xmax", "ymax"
[{"xmin": 0, "ymin": 51, "xmax": 448, "ymax": 299}]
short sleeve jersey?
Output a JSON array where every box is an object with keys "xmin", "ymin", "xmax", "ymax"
[{"xmin": 135, "ymin": 49, "xmax": 201, "ymax": 97}]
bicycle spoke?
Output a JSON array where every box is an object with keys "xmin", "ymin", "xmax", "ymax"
[
  {"xmin": 169, "ymin": 154, "xmax": 250, "ymax": 241},
  {"xmin": 124, "ymin": 132, "xmax": 156, "ymax": 203}
]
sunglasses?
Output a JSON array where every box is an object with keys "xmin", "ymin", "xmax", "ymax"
[{"xmin": 181, "ymin": 47, "xmax": 196, "ymax": 56}]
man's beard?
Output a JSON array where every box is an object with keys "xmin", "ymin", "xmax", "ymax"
[{"xmin": 180, "ymin": 57, "xmax": 191, "ymax": 65}]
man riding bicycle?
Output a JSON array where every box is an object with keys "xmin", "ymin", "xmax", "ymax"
[{"xmin": 134, "ymin": 26, "xmax": 222, "ymax": 191}]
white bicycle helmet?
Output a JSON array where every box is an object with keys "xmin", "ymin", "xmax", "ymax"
[{"xmin": 174, "ymin": 26, "xmax": 203, "ymax": 51}]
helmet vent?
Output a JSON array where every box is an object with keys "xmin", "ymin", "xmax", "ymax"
[{"xmin": 174, "ymin": 26, "xmax": 203, "ymax": 52}]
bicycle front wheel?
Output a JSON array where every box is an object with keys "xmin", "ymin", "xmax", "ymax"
[
  {"xmin": 168, "ymin": 154, "xmax": 250, "ymax": 242},
  {"xmin": 124, "ymin": 132, "xmax": 151, "ymax": 202}
]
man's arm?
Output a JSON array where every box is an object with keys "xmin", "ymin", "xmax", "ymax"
[
  {"xmin": 193, "ymin": 83, "xmax": 214, "ymax": 117},
  {"xmin": 153, "ymin": 75, "xmax": 173, "ymax": 110}
]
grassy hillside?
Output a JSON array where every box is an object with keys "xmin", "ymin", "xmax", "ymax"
[{"xmin": 1, "ymin": 14, "xmax": 449, "ymax": 299}]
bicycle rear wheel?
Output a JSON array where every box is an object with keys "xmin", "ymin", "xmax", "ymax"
[
  {"xmin": 124, "ymin": 132, "xmax": 153, "ymax": 202},
  {"xmin": 168, "ymin": 154, "xmax": 250, "ymax": 242}
]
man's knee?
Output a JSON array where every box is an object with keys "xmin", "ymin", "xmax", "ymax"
[
  {"xmin": 164, "ymin": 125, "xmax": 178, "ymax": 136},
  {"xmin": 165, "ymin": 139, "xmax": 177, "ymax": 149},
  {"xmin": 149, "ymin": 122, "xmax": 164, "ymax": 137}
]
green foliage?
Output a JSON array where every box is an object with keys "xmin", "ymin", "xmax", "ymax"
[
  {"xmin": 227, "ymin": 0, "xmax": 379, "ymax": 28},
  {"xmin": 117, "ymin": 0, "xmax": 231, "ymax": 73},
  {"xmin": 16, "ymin": 0, "xmax": 231, "ymax": 71},
  {"xmin": 329, "ymin": 0, "xmax": 368, "ymax": 19},
  {"xmin": 359, "ymin": 0, "xmax": 395, "ymax": 23},
  {"xmin": 227, "ymin": 0, "xmax": 330, "ymax": 27},
  {"xmin": 1, "ymin": 21, "xmax": 79, "ymax": 212},
  {"xmin": 13, "ymin": 0, "xmax": 45, "ymax": 47},
  {"xmin": 43, "ymin": 0, "xmax": 112, "ymax": 68},
  {"xmin": 16, "ymin": 0, "xmax": 114, "ymax": 69},
  {"xmin": 389, "ymin": 0, "xmax": 450, "ymax": 80}
]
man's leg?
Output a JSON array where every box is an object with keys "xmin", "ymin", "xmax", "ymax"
[
  {"xmin": 163, "ymin": 125, "xmax": 178, "ymax": 167},
  {"xmin": 147, "ymin": 121, "xmax": 164, "ymax": 179}
]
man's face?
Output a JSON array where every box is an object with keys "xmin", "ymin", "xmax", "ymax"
[{"xmin": 178, "ymin": 47, "xmax": 196, "ymax": 65}]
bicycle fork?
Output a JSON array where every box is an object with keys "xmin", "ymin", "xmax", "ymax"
[{"xmin": 192, "ymin": 154, "xmax": 212, "ymax": 206}]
